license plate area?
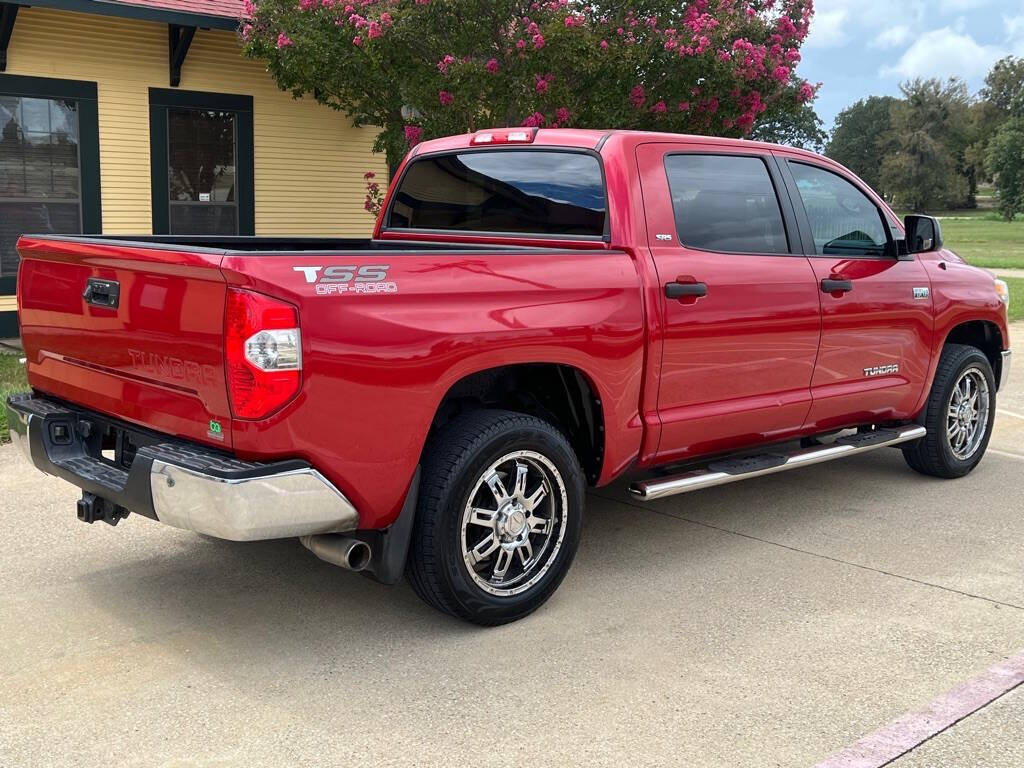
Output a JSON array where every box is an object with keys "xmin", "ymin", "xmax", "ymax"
[{"xmin": 41, "ymin": 411, "xmax": 165, "ymax": 473}]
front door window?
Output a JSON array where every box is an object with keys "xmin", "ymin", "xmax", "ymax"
[
  {"xmin": 789, "ymin": 162, "xmax": 889, "ymax": 256},
  {"xmin": 168, "ymin": 108, "xmax": 238, "ymax": 235},
  {"xmin": 0, "ymin": 95, "xmax": 82, "ymax": 277}
]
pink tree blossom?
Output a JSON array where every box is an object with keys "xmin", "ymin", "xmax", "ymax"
[
  {"xmin": 629, "ymin": 84, "xmax": 646, "ymax": 109},
  {"xmin": 245, "ymin": 0, "xmax": 819, "ymax": 173},
  {"xmin": 404, "ymin": 125, "xmax": 423, "ymax": 146}
]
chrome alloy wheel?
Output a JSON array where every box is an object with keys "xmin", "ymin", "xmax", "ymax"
[
  {"xmin": 946, "ymin": 367, "xmax": 991, "ymax": 460},
  {"xmin": 460, "ymin": 450, "xmax": 568, "ymax": 597}
]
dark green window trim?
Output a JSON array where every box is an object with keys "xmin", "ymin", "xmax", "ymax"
[
  {"xmin": 0, "ymin": 72, "xmax": 96, "ymax": 100},
  {"xmin": 0, "ymin": 311, "xmax": 17, "ymax": 337},
  {"xmin": 148, "ymin": 88, "xmax": 255, "ymax": 236},
  {"xmin": 0, "ymin": 73, "xmax": 102, "ymax": 293}
]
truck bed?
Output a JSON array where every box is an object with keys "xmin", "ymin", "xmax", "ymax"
[
  {"xmin": 21, "ymin": 234, "xmax": 562, "ymax": 253},
  {"xmin": 15, "ymin": 233, "xmax": 644, "ymax": 526}
]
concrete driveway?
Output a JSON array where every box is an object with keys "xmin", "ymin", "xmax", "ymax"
[{"xmin": 1, "ymin": 332, "xmax": 1022, "ymax": 767}]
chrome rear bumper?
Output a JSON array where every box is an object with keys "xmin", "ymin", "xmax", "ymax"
[
  {"xmin": 149, "ymin": 460, "xmax": 358, "ymax": 540},
  {"xmin": 6, "ymin": 393, "xmax": 359, "ymax": 541},
  {"xmin": 1000, "ymin": 350, "xmax": 1012, "ymax": 391}
]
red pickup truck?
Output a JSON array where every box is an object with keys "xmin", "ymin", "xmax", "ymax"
[{"xmin": 7, "ymin": 128, "xmax": 1012, "ymax": 625}]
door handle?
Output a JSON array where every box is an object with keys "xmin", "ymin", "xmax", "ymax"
[
  {"xmin": 820, "ymin": 278, "xmax": 853, "ymax": 294},
  {"xmin": 665, "ymin": 282, "xmax": 708, "ymax": 299},
  {"xmin": 83, "ymin": 278, "xmax": 120, "ymax": 309}
]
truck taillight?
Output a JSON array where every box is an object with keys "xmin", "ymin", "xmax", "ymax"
[{"xmin": 225, "ymin": 288, "xmax": 301, "ymax": 420}]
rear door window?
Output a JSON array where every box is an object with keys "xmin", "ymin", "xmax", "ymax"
[
  {"xmin": 665, "ymin": 154, "xmax": 789, "ymax": 254},
  {"xmin": 789, "ymin": 162, "xmax": 890, "ymax": 256},
  {"xmin": 386, "ymin": 150, "xmax": 606, "ymax": 237}
]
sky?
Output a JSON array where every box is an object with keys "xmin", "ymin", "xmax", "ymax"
[{"xmin": 799, "ymin": 0, "xmax": 1024, "ymax": 132}]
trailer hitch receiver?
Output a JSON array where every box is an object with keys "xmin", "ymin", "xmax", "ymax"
[{"xmin": 77, "ymin": 492, "xmax": 129, "ymax": 527}]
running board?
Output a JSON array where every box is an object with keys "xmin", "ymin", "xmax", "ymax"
[{"xmin": 630, "ymin": 426, "xmax": 927, "ymax": 501}]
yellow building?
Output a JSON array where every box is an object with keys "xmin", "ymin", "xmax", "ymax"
[{"xmin": 0, "ymin": 0, "xmax": 386, "ymax": 335}]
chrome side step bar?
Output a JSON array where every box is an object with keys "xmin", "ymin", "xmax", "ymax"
[{"xmin": 630, "ymin": 426, "xmax": 926, "ymax": 501}]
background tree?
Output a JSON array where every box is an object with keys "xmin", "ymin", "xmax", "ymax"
[
  {"xmin": 751, "ymin": 101, "xmax": 827, "ymax": 152},
  {"xmin": 243, "ymin": 0, "xmax": 817, "ymax": 173},
  {"xmin": 963, "ymin": 98, "xmax": 1003, "ymax": 187},
  {"xmin": 980, "ymin": 56, "xmax": 1024, "ymax": 115},
  {"xmin": 987, "ymin": 119, "xmax": 1024, "ymax": 220},
  {"xmin": 825, "ymin": 95, "xmax": 897, "ymax": 193},
  {"xmin": 878, "ymin": 78, "xmax": 972, "ymax": 210},
  {"xmin": 975, "ymin": 55, "xmax": 1024, "ymax": 210}
]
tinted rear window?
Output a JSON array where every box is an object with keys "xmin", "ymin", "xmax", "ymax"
[
  {"xmin": 665, "ymin": 154, "xmax": 788, "ymax": 254},
  {"xmin": 386, "ymin": 150, "xmax": 606, "ymax": 237}
]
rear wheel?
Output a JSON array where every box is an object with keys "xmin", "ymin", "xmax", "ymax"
[
  {"xmin": 903, "ymin": 344, "xmax": 996, "ymax": 478},
  {"xmin": 406, "ymin": 410, "xmax": 584, "ymax": 625}
]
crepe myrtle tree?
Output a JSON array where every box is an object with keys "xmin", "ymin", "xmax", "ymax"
[{"xmin": 242, "ymin": 0, "xmax": 818, "ymax": 176}]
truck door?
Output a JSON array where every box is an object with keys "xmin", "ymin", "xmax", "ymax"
[
  {"xmin": 635, "ymin": 143, "xmax": 821, "ymax": 464},
  {"xmin": 775, "ymin": 155, "xmax": 933, "ymax": 430}
]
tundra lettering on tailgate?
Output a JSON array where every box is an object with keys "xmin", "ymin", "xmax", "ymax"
[
  {"xmin": 127, "ymin": 349, "xmax": 219, "ymax": 387},
  {"xmin": 293, "ymin": 265, "xmax": 398, "ymax": 296}
]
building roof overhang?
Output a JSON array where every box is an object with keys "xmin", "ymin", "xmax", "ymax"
[{"xmin": 11, "ymin": 0, "xmax": 240, "ymax": 31}]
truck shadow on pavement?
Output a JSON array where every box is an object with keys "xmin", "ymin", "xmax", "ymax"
[
  {"xmin": 75, "ymin": 449, "xmax": 1000, "ymax": 665},
  {"xmin": 76, "ymin": 485, "xmax": 697, "ymax": 655}
]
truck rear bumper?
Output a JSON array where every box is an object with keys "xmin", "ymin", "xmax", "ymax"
[
  {"xmin": 1001, "ymin": 350, "xmax": 1012, "ymax": 391},
  {"xmin": 6, "ymin": 393, "xmax": 359, "ymax": 541}
]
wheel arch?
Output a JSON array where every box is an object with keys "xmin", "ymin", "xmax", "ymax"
[
  {"xmin": 428, "ymin": 363, "xmax": 606, "ymax": 485},
  {"xmin": 942, "ymin": 320, "xmax": 1006, "ymax": 389}
]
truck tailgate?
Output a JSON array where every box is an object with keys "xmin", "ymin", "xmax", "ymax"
[{"xmin": 16, "ymin": 236, "xmax": 232, "ymax": 448}]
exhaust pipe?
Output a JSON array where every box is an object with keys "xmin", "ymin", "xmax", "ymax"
[{"xmin": 300, "ymin": 534, "xmax": 372, "ymax": 572}]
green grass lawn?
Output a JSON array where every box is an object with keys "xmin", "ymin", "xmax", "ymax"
[
  {"xmin": 0, "ymin": 354, "xmax": 29, "ymax": 442},
  {"xmin": 937, "ymin": 216, "xmax": 1024, "ymax": 270},
  {"xmin": 1003, "ymin": 277, "xmax": 1024, "ymax": 324}
]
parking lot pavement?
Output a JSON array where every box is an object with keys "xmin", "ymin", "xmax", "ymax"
[
  {"xmin": 889, "ymin": 687, "xmax": 1024, "ymax": 768},
  {"xmin": 1, "ymin": 336, "xmax": 1021, "ymax": 768}
]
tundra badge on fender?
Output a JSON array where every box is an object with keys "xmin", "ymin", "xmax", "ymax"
[{"xmin": 864, "ymin": 364, "xmax": 900, "ymax": 377}]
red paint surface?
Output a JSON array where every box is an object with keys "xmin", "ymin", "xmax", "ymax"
[
  {"xmin": 635, "ymin": 142, "xmax": 821, "ymax": 462},
  {"xmin": 17, "ymin": 237, "xmax": 233, "ymax": 449},
  {"xmin": 16, "ymin": 130, "xmax": 1011, "ymax": 530}
]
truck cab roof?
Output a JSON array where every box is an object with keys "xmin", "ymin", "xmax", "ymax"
[{"xmin": 411, "ymin": 128, "xmax": 825, "ymax": 162}]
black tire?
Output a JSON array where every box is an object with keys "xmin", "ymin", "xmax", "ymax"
[
  {"xmin": 903, "ymin": 343, "xmax": 996, "ymax": 478},
  {"xmin": 406, "ymin": 410, "xmax": 585, "ymax": 625}
]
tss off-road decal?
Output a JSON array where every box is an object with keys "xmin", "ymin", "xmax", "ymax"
[{"xmin": 293, "ymin": 265, "xmax": 398, "ymax": 295}]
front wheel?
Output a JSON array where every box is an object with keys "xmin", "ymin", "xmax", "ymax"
[
  {"xmin": 903, "ymin": 344, "xmax": 996, "ymax": 478},
  {"xmin": 406, "ymin": 410, "xmax": 584, "ymax": 625}
]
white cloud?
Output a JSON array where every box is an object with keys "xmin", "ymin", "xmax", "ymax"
[
  {"xmin": 871, "ymin": 25, "xmax": 912, "ymax": 49},
  {"xmin": 940, "ymin": 0, "xmax": 989, "ymax": 10},
  {"xmin": 806, "ymin": 0, "xmax": 928, "ymax": 50},
  {"xmin": 879, "ymin": 27, "xmax": 1003, "ymax": 79},
  {"xmin": 1006, "ymin": 14, "xmax": 1024, "ymax": 43},
  {"xmin": 804, "ymin": 8, "xmax": 850, "ymax": 49}
]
